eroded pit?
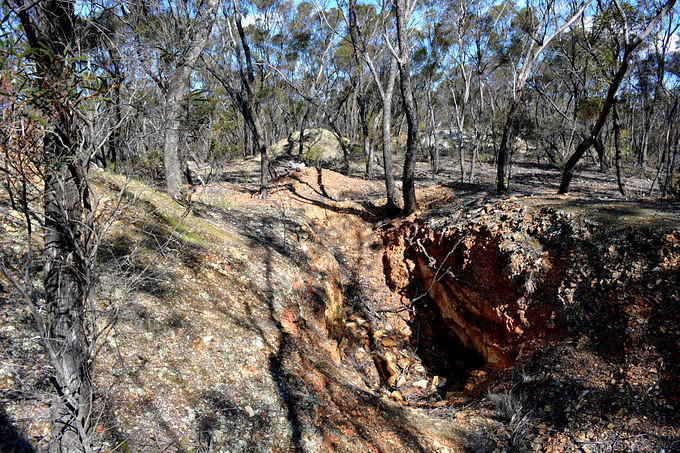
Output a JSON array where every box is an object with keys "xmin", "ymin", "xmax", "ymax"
[
  {"xmin": 376, "ymin": 211, "xmax": 573, "ymax": 396},
  {"xmin": 409, "ymin": 292, "xmax": 485, "ymax": 393}
]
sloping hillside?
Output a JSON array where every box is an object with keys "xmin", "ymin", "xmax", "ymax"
[{"xmin": 1, "ymin": 167, "xmax": 679, "ymax": 452}]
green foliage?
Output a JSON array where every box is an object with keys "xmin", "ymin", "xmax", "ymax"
[
  {"xmin": 136, "ymin": 147, "xmax": 165, "ymax": 183},
  {"xmin": 304, "ymin": 144, "xmax": 325, "ymax": 165},
  {"xmin": 664, "ymin": 173, "xmax": 680, "ymax": 200},
  {"xmin": 511, "ymin": 7, "xmax": 538, "ymax": 37},
  {"xmin": 156, "ymin": 212, "xmax": 207, "ymax": 247},
  {"xmin": 576, "ymin": 97, "xmax": 604, "ymax": 122},
  {"xmin": 332, "ymin": 39, "xmax": 354, "ymax": 70},
  {"xmin": 349, "ymin": 143, "xmax": 364, "ymax": 161}
]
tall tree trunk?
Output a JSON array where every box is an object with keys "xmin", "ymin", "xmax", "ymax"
[
  {"xmin": 395, "ymin": 0, "xmax": 419, "ymax": 215},
  {"xmin": 162, "ymin": 0, "xmax": 220, "ymax": 199},
  {"xmin": 613, "ymin": 100, "xmax": 626, "ymax": 196},
  {"xmin": 496, "ymin": 98, "xmax": 520, "ymax": 193},
  {"xmin": 163, "ymin": 81, "xmax": 184, "ymax": 199},
  {"xmin": 15, "ymin": 1, "xmax": 96, "ymax": 450},
  {"xmin": 298, "ymin": 106, "xmax": 310, "ymax": 156},
  {"xmin": 381, "ymin": 58, "xmax": 398, "ymax": 209},
  {"xmin": 358, "ymin": 14, "xmax": 398, "ymax": 207},
  {"xmin": 44, "ymin": 141, "xmax": 93, "ymax": 453},
  {"xmin": 559, "ymin": 0, "xmax": 676, "ymax": 193}
]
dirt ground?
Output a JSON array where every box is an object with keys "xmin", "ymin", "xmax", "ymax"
[{"xmin": 1, "ymin": 152, "xmax": 679, "ymax": 452}]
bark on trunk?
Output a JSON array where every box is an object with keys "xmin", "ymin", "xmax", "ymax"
[
  {"xmin": 381, "ymin": 60, "xmax": 398, "ymax": 208},
  {"xmin": 496, "ymin": 98, "xmax": 520, "ymax": 193},
  {"xmin": 163, "ymin": 83, "xmax": 184, "ymax": 199},
  {"xmin": 44, "ymin": 153, "xmax": 93, "ymax": 453},
  {"xmin": 559, "ymin": 0, "xmax": 676, "ymax": 193},
  {"xmin": 395, "ymin": 0, "xmax": 419, "ymax": 215},
  {"xmin": 613, "ymin": 100, "xmax": 626, "ymax": 196},
  {"xmin": 162, "ymin": 0, "xmax": 220, "ymax": 199},
  {"xmin": 15, "ymin": 1, "xmax": 95, "ymax": 450}
]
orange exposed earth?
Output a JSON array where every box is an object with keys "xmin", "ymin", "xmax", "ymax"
[{"xmin": 1, "ymin": 166, "xmax": 679, "ymax": 451}]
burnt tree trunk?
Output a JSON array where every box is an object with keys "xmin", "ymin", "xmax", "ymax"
[
  {"xmin": 496, "ymin": 98, "xmax": 521, "ymax": 193},
  {"xmin": 394, "ymin": 0, "xmax": 420, "ymax": 215}
]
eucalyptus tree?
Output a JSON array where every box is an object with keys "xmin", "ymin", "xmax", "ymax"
[
  {"xmin": 439, "ymin": 0, "xmax": 476, "ymax": 181},
  {"xmin": 1, "ymin": 0, "xmax": 108, "ymax": 449},
  {"xmin": 128, "ymin": 0, "xmax": 219, "ymax": 199},
  {"xmin": 394, "ymin": 0, "xmax": 421, "ymax": 215},
  {"xmin": 494, "ymin": 0, "xmax": 589, "ymax": 193},
  {"xmin": 538, "ymin": 22, "xmax": 601, "ymax": 166},
  {"xmin": 287, "ymin": 1, "xmax": 339, "ymax": 157},
  {"xmin": 341, "ymin": 0, "xmax": 385, "ymax": 179},
  {"xmin": 167, "ymin": 0, "xmax": 219, "ymax": 198},
  {"xmin": 256, "ymin": 0, "xmax": 358, "ymax": 170},
  {"xmin": 205, "ymin": 0, "xmax": 275, "ymax": 195},
  {"xmin": 77, "ymin": 6, "xmax": 128, "ymax": 171},
  {"xmin": 465, "ymin": 0, "xmax": 503, "ymax": 178},
  {"xmin": 631, "ymin": 18, "xmax": 678, "ymax": 174},
  {"xmin": 657, "ymin": 41, "xmax": 680, "ymax": 195},
  {"xmin": 348, "ymin": 0, "xmax": 400, "ymax": 208},
  {"xmin": 638, "ymin": 14, "xmax": 679, "ymax": 190},
  {"xmin": 559, "ymin": 0, "xmax": 678, "ymax": 193},
  {"xmin": 412, "ymin": 9, "xmax": 448, "ymax": 177}
]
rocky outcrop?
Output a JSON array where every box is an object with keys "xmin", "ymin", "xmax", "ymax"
[{"xmin": 382, "ymin": 203, "xmax": 579, "ymax": 369}]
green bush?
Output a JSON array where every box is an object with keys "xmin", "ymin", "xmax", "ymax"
[
  {"xmin": 664, "ymin": 173, "xmax": 680, "ymax": 200},
  {"xmin": 135, "ymin": 147, "xmax": 165, "ymax": 184}
]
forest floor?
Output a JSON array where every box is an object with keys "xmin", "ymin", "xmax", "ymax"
[{"xmin": 1, "ymin": 152, "xmax": 679, "ymax": 452}]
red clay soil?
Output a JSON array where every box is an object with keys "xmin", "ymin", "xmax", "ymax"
[{"xmin": 3, "ymin": 163, "xmax": 680, "ymax": 452}]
